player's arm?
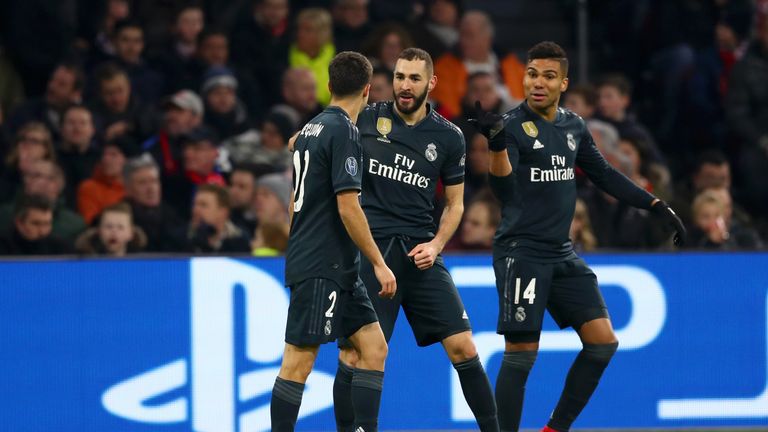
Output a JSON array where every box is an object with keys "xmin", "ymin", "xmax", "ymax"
[
  {"xmin": 337, "ymin": 191, "xmax": 397, "ymax": 298},
  {"xmin": 578, "ymin": 130, "xmax": 686, "ymax": 245},
  {"xmin": 408, "ymin": 182, "xmax": 464, "ymax": 270},
  {"xmin": 471, "ymin": 101, "xmax": 517, "ymax": 201}
]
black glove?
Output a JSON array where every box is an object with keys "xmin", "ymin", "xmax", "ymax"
[
  {"xmin": 650, "ymin": 200, "xmax": 686, "ymax": 246},
  {"xmin": 469, "ymin": 101, "xmax": 506, "ymax": 151}
]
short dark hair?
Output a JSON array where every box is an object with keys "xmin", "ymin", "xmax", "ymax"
[
  {"xmin": 56, "ymin": 62, "xmax": 86, "ymax": 92},
  {"xmin": 527, "ymin": 41, "xmax": 569, "ymax": 76},
  {"xmin": 597, "ymin": 73, "xmax": 632, "ymax": 96},
  {"xmin": 398, "ymin": 47, "xmax": 433, "ymax": 75},
  {"xmin": 372, "ymin": 66, "xmax": 393, "ymax": 82},
  {"xmin": 197, "ymin": 183, "xmax": 230, "ymax": 209},
  {"xmin": 14, "ymin": 194, "xmax": 53, "ymax": 220},
  {"xmin": 95, "ymin": 62, "xmax": 129, "ymax": 85},
  {"xmin": 197, "ymin": 27, "xmax": 228, "ymax": 46},
  {"xmin": 695, "ymin": 150, "xmax": 729, "ymax": 170},
  {"xmin": 566, "ymin": 83, "xmax": 597, "ymax": 107},
  {"xmin": 328, "ymin": 51, "xmax": 373, "ymax": 98},
  {"xmin": 114, "ymin": 19, "xmax": 143, "ymax": 36}
]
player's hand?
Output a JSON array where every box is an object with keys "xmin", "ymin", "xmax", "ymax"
[
  {"xmin": 407, "ymin": 241, "xmax": 440, "ymax": 270},
  {"xmin": 374, "ymin": 263, "xmax": 397, "ymax": 299},
  {"xmin": 469, "ymin": 101, "xmax": 504, "ymax": 137},
  {"xmin": 651, "ymin": 200, "xmax": 687, "ymax": 246}
]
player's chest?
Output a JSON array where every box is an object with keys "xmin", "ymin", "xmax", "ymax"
[
  {"xmin": 514, "ymin": 120, "xmax": 580, "ymax": 167},
  {"xmin": 360, "ymin": 130, "xmax": 444, "ymax": 178}
]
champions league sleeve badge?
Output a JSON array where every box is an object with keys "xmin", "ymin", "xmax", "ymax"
[
  {"xmin": 345, "ymin": 156, "xmax": 358, "ymax": 176},
  {"xmin": 425, "ymin": 143, "xmax": 438, "ymax": 162}
]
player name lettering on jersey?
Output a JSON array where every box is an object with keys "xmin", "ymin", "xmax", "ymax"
[
  {"xmin": 530, "ymin": 154, "xmax": 575, "ymax": 182},
  {"xmin": 299, "ymin": 123, "xmax": 325, "ymax": 138},
  {"xmin": 368, "ymin": 157, "xmax": 430, "ymax": 189}
]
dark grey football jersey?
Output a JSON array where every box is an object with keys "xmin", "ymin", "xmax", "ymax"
[
  {"xmin": 285, "ymin": 106, "xmax": 363, "ymax": 288},
  {"xmin": 491, "ymin": 101, "xmax": 655, "ymax": 262},
  {"xmin": 357, "ymin": 102, "xmax": 465, "ymax": 239}
]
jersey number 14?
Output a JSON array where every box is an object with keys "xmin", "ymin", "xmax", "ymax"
[{"xmin": 514, "ymin": 278, "xmax": 536, "ymax": 304}]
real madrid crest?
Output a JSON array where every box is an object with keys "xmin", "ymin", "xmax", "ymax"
[
  {"xmin": 376, "ymin": 117, "xmax": 392, "ymax": 143},
  {"xmin": 566, "ymin": 133, "xmax": 576, "ymax": 151},
  {"xmin": 522, "ymin": 121, "xmax": 538, "ymax": 138},
  {"xmin": 425, "ymin": 143, "xmax": 438, "ymax": 162},
  {"xmin": 515, "ymin": 307, "xmax": 526, "ymax": 322}
]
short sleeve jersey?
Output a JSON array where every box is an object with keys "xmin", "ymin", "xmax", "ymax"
[
  {"xmin": 357, "ymin": 102, "xmax": 466, "ymax": 239},
  {"xmin": 285, "ymin": 106, "xmax": 363, "ymax": 288},
  {"xmin": 492, "ymin": 102, "xmax": 610, "ymax": 262}
]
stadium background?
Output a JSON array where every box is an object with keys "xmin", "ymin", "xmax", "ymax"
[{"xmin": 1, "ymin": 0, "xmax": 767, "ymax": 431}]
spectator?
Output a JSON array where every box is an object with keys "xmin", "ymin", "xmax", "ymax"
[
  {"xmin": 201, "ymin": 68, "xmax": 252, "ymax": 142},
  {"xmin": 152, "ymin": 5, "xmax": 206, "ymax": 92},
  {"xmin": 122, "ymin": 155, "xmax": 183, "ymax": 252},
  {"xmin": 110, "ymin": 19, "xmax": 165, "ymax": 104},
  {"xmin": 90, "ymin": 63, "xmax": 156, "ymax": 144},
  {"xmin": 230, "ymin": 0, "xmax": 291, "ymax": 107},
  {"xmin": 254, "ymin": 172, "xmax": 291, "ymax": 227},
  {"xmin": 689, "ymin": 188, "xmax": 763, "ymax": 250},
  {"xmin": 77, "ymin": 138, "xmax": 133, "ymax": 224},
  {"xmin": 56, "ymin": 105, "xmax": 99, "ymax": 205},
  {"xmin": 74, "ymin": 202, "xmax": 146, "ymax": 256},
  {"xmin": 197, "ymin": 29, "xmax": 229, "ymax": 69},
  {"xmin": 410, "ymin": 0, "xmax": 461, "ymax": 59},
  {"xmin": 0, "ymin": 122, "xmax": 56, "ymax": 203},
  {"xmin": 432, "ymin": 10, "xmax": 525, "ymax": 118},
  {"xmin": 333, "ymin": 0, "xmax": 372, "ymax": 52},
  {"xmin": 362, "ymin": 22, "xmax": 414, "ymax": 71},
  {"xmin": 252, "ymin": 221, "xmax": 289, "ymax": 256},
  {"xmin": 228, "ymin": 164, "xmax": 261, "ymax": 237},
  {"xmin": 369, "ymin": 66, "xmax": 394, "ymax": 103},
  {"xmin": 84, "ymin": 0, "xmax": 131, "ymax": 62},
  {"xmin": 142, "ymin": 89, "xmax": 204, "ymax": 176},
  {"xmin": 570, "ymin": 198, "xmax": 597, "ymax": 253},
  {"xmin": 289, "ymin": 8, "xmax": 335, "ymax": 106},
  {"xmin": 447, "ymin": 190, "xmax": 499, "ymax": 251},
  {"xmin": 164, "ymin": 126, "xmax": 226, "ymax": 219},
  {"xmin": 7, "ymin": 63, "xmax": 84, "ymax": 138},
  {"xmin": 562, "ymin": 83, "xmax": 598, "ymax": 120},
  {"xmin": 273, "ymin": 68, "xmax": 322, "ymax": 125},
  {"xmin": 455, "ymin": 71, "xmax": 516, "ymax": 137},
  {"xmin": 596, "ymin": 74, "xmax": 663, "ymax": 163},
  {"xmin": 0, "ymin": 194, "xmax": 72, "ymax": 255},
  {"xmin": 464, "ymin": 131, "xmax": 489, "ymax": 202},
  {"xmin": 186, "ymin": 184, "xmax": 251, "ymax": 253},
  {"xmin": 726, "ymin": 20, "xmax": 768, "ymax": 216},
  {"xmin": 0, "ymin": 160, "xmax": 86, "ymax": 242}
]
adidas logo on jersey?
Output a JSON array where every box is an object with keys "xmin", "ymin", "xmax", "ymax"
[
  {"xmin": 356, "ymin": 428, "xmax": 366, "ymax": 432},
  {"xmin": 462, "ymin": 310, "xmax": 468, "ymax": 320},
  {"xmin": 533, "ymin": 139, "xmax": 544, "ymax": 149}
]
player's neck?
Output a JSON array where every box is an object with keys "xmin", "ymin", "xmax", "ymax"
[
  {"xmin": 526, "ymin": 99, "xmax": 559, "ymax": 122},
  {"xmin": 394, "ymin": 103, "xmax": 427, "ymax": 126},
  {"xmin": 329, "ymin": 97, "xmax": 364, "ymax": 123}
]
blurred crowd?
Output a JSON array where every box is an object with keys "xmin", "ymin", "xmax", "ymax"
[{"xmin": 0, "ymin": 0, "xmax": 765, "ymax": 257}]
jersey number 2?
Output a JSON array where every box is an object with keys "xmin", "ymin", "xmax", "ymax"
[
  {"xmin": 514, "ymin": 278, "xmax": 536, "ymax": 304},
  {"xmin": 293, "ymin": 150, "xmax": 310, "ymax": 212},
  {"xmin": 325, "ymin": 291, "xmax": 337, "ymax": 317}
]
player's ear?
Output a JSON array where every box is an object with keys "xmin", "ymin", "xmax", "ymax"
[
  {"xmin": 362, "ymin": 83, "xmax": 371, "ymax": 99},
  {"xmin": 560, "ymin": 77, "xmax": 569, "ymax": 93},
  {"xmin": 428, "ymin": 74, "xmax": 437, "ymax": 93}
]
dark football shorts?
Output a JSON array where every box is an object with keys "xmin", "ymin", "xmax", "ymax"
[
  {"xmin": 342, "ymin": 237, "xmax": 471, "ymax": 348},
  {"xmin": 285, "ymin": 277, "xmax": 378, "ymax": 346},
  {"xmin": 493, "ymin": 256, "xmax": 608, "ymax": 335}
]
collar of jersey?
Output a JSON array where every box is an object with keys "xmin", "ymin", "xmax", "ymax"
[
  {"xmin": 520, "ymin": 100, "xmax": 565, "ymax": 124},
  {"xmin": 325, "ymin": 105, "xmax": 351, "ymax": 120},
  {"xmin": 390, "ymin": 101, "xmax": 434, "ymax": 129}
]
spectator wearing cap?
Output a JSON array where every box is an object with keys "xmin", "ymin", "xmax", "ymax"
[
  {"xmin": 122, "ymin": 154, "xmax": 184, "ymax": 252},
  {"xmin": 74, "ymin": 202, "xmax": 147, "ymax": 256},
  {"xmin": 0, "ymin": 160, "xmax": 86, "ymax": 242},
  {"xmin": 142, "ymin": 89, "xmax": 203, "ymax": 176},
  {"xmin": 56, "ymin": 105, "xmax": 100, "ymax": 206},
  {"xmin": 0, "ymin": 194, "xmax": 73, "ymax": 255},
  {"xmin": 164, "ymin": 126, "xmax": 226, "ymax": 220},
  {"xmin": 201, "ymin": 67, "xmax": 253, "ymax": 142},
  {"xmin": 185, "ymin": 184, "xmax": 251, "ymax": 254},
  {"xmin": 254, "ymin": 172, "xmax": 290, "ymax": 227},
  {"xmin": 289, "ymin": 8, "xmax": 335, "ymax": 106},
  {"xmin": 90, "ymin": 63, "xmax": 156, "ymax": 145},
  {"xmin": 77, "ymin": 137, "xmax": 136, "ymax": 224}
]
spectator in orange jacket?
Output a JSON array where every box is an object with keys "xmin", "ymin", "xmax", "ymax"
[
  {"xmin": 431, "ymin": 10, "xmax": 525, "ymax": 118},
  {"xmin": 77, "ymin": 137, "xmax": 135, "ymax": 224}
]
